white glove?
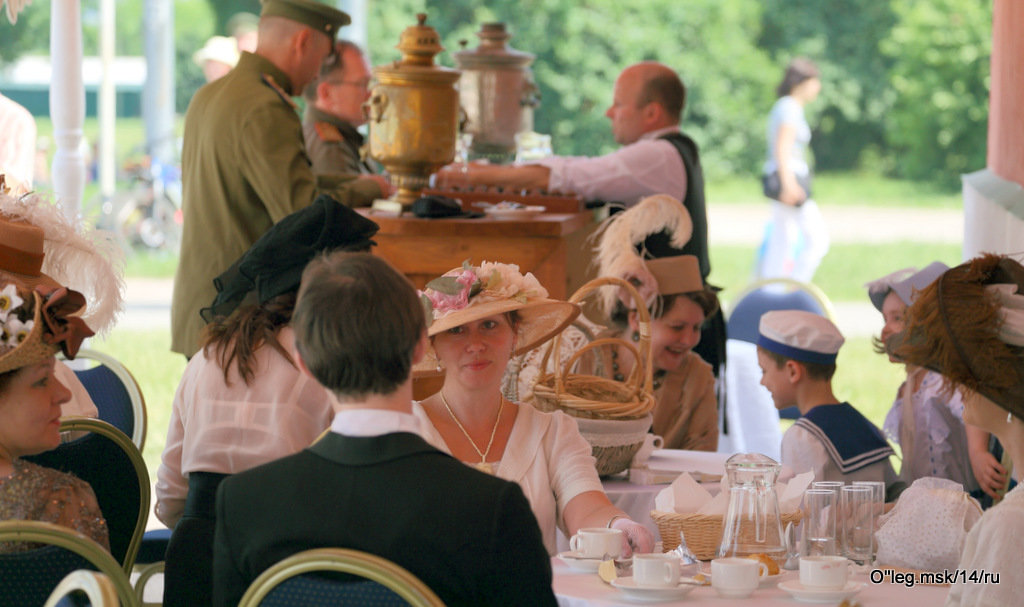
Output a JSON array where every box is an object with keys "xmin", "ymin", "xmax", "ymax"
[{"xmin": 611, "ymin": 517, "xmax": 655, "ymax": 557}]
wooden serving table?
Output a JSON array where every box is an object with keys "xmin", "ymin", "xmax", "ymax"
[{"xmin": 361, "ymin": 209, "xmax": 599, "ymax": 299}]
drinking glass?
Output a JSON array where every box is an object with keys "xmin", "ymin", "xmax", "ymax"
[
  {"xmin": 801, "ymin": 489, "xmax": 838, "ymax": 557},
  {"xmin": 852, "ymin": 481, "xmax": 886, "ymax": 561},
  {"xmin": 840, "ymin": 485, "xmax": 875, "ymax": 565},
  {"xmin": 812, "ymin": 481, "xmax": 845, "ymax": 491}
]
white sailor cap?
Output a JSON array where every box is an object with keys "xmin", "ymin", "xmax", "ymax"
[{"xmin": 757, "ymin": 310, "xmax": 844, "ymax": 365}]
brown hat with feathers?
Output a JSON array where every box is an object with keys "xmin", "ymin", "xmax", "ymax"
[{"xmin": 891, "ymin": 253, "xmax": 1024, "ymax": 420}]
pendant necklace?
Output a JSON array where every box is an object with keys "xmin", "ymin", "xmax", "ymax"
[{"xmin": 439, "ymin": 390, "xmax": 504, "ymax": 474}]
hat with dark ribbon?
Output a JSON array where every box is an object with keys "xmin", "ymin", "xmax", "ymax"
[
  {"xmin": 757, "ymin": 309, "xmax": 845, "ymax": 365},
  {"xmin": 0, "ymin": 282, "xmax": 94, "ymax": 374},
  {"xmin": 201, "ymin": 195, "xmax": 379, "ymax": 322}
]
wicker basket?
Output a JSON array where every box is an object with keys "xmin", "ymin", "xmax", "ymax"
[
  {"xmin": 650, "ymin": 510, "xmax": 803, "ymax": 561},
  {"xmin": 573, "ymin": 414, "xmax": 653, "ymax": 477},
  {"xmin": 532, "ymin": 277, "xmax": 656, "ymax": 421}
]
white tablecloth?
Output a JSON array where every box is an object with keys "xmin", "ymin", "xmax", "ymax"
[
  {"xmin": 553, "ymin": 559, "xmax": 951, "ymax": 606},
  {"xmin": 558, "ymin": 449, "xmax": 730, "ymax": 552}
]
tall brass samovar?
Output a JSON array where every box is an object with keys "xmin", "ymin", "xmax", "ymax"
[
  {"xmin": 366, "ymin": 14, "xmax": 461, "ymax": 206},
  {"xmin": 454, "ymin": 23, "xmax": 540, "ymax": 161}
]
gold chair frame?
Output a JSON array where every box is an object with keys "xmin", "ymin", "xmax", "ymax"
[
  {"xmin": 63, "ymin": 348, "xmax": 148, "ymax": 450},
  {"xmin": 0, "ymin": 520, "xmax": 137, "ymax": 606},
  {"xmin": 44, "ymin": 569, "xmax": 120, "ymax": 607},
  {"xmin": 238, "ymin": 548, "xmax": 444, "ymax": 607},
  {"xmin": 726, "ymin": 276, "xmax": 837, "ymax": 321},
  {"xmin": 57, "ymin": 417, "xmax": 151, "ymax": 573}
]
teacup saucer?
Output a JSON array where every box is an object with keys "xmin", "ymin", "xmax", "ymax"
[
  {"xmin": 610, "ymin": 577, "xmax": 696, "ymax": 602},
  {"xmin": 778, "ymin": 579, "xmax": 864, "ymax": 603},
  {"xmin": 760, "ymin": 572, "xmax": 784, "ymax": 586},
  {"xmin": 557, "ymin": 551, "xmax": 603, "ymax": 573}
]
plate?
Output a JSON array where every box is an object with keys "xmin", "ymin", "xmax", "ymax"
[
  {"xmin": 610, "ymin": 577, "xmax": 696, "ymax": 602},
  {"xmin": 759, "ymin": 572, "xmax": 784, "ymax": 586},
  {"xmin": 483, "ymin": 205, "xmax": 546, "ymax": 220},
  {"xmin": 557, "ymin": 551, "xmax": 603, "ymax": 573},
  {"xmin": 777, "ymin": 580, "xmax": 864, "ymax": 603}
]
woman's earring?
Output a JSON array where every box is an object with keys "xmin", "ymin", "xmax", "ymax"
[
  {"xmin": 1009, "ymin": 411, "xmax": 1014, "ymax": 424},
  {"xmin": 436, "ymin": 360, "xmax": 443, "ymax": 373},
  {"xmin": 632, "ymin": 330, "xmax": 640, "ymax": 342}
]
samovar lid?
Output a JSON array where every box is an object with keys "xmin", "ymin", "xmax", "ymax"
[
  {"xmin": 395, "ymin": 13, "xmax": 445, "ymax": 67},
  {"xmin": 375, "ymin": 13, "xmax": 459, "ymax": 82},
  {"xmin": 453, "ymin": 22, "xmax": 535, "ymax": 68}
]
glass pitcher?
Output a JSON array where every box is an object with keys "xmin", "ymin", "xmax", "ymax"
[{"xmin": 717, "ymin": 453, "xmax": 786, "ymax": 561}]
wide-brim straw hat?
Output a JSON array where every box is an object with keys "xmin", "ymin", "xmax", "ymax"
[
  {"xmin": 891, "ymin": 254, "xmax": 1024, "ymax": 420},
  {"xmin": 418, "ymin": 261, "xmax": 579, "ymax": 370}
]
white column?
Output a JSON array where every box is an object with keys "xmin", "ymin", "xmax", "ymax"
[
  {"xmin": 98, "ymin": 0, "xmax": 117, "ymax": 203},
  {"xmin": 49, "ymin": 0, "xmax": 86, "ymax": 220}
]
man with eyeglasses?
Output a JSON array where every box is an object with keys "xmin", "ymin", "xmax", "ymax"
[{"xmin": 303, "ymin": 41, "xmax": 390, "ymax": 207}]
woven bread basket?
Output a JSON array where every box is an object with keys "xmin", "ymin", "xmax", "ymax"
[
  {"xmin": 532, "ymin": 276, "xmax": 656, "ymax": 421},
  {"xmin": 531, "ymin": 277, "xmax": 656, "ymax": 475},
  {"xmin": 650, "ymin": 510, "xmax": 803, "ymax": 561}
]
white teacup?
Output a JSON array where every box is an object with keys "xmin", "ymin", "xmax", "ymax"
[
  {"xmin": 631, "ymin": 434, "xmax": 665, "ymax": 467},
  {"xmin": 711, "ymin": 557, "xmax": 766, "ymax": 598},
  {"xmin": 569, "ymin": 527, "xmax": 623, "ymax": 560},
  {"xmin": 632, "ymin": 553, "xmax": 680, "ymax": 588},
  {"xmin": 800, "ymin": 555, "xmax": 851, "ymax": 589}
]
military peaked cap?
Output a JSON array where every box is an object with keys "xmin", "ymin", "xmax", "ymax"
[{"xmin": 260, "ymin": 0, "xmax": 351, "ymax": 37}]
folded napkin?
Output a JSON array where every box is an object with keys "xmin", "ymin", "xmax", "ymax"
[{"xmin": 654, "ymin": 470, "xmax": 813, "ymax": 516}]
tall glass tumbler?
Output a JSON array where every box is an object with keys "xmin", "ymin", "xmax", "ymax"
[
  {"xmin": 852, "ymin": 481, "xmax": 886, "ymax": 561},
  {"xmin": 801, "ymin": 489, "xmax": 838, "ymax": 557},
  {"xmin": 840, "ymin": 485, "xmax": 875, "ymax": 565}
]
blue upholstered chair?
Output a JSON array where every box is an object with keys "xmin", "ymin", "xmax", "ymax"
[
  {"xmin": 238, "ymin": 548, "xmax": 444, "ymax": 607},
  {"xmin": 0, "ymin": 521, "xmax": 136, "ymax": 607},
  {"xmin": 63, "ymin": 349, "xmax": 147, "ymax": 450},
  {"xmin": 24, "ymin": 418, "xmax": 150, "ymax": 573}
]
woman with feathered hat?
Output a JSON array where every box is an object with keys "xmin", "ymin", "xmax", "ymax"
[{"xmin": 892, "ymin": 254, "xmax": 1024, "ymax": 606}]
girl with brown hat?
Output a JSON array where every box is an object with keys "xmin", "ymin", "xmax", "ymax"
[{"xmin": 414, "ymin": 261, "xmax": 655, "ymax": 556}]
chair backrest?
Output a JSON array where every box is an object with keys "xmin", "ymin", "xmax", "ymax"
[
  {"xmin": 726, "ymin": 277, "xmax": 836, "ymax": 345},
  {"xmin": 44, "ymin": 570, "xmax": 120, "ymax": 607},
  {"xmin": 63, "ymin": 349, "xmax": 147, "ymax": 450},
  {"xmin": 238, "ymin": 548, "xmax": 444, "ymax": 607},
  {"xmin": 0, "ymin": 521, "xmax": 136, "ymax": 607},
  {"xmin": 24, "ymin": 418, "xmax": 150, "ymax": 573}
]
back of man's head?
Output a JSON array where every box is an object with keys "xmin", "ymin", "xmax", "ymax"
[
  {"xmin": 293, "ymin": 252, "xmax": 425, "ymax": 398},
  {"xmin": 634, "ymin": 62, "xmax": 686, "ymax": 123}
]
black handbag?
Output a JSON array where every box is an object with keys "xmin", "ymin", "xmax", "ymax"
[{"xmin": 762, "ymin": 171, "xmax": 812, "ymax": 205}]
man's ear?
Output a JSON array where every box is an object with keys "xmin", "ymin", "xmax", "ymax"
[
  {"xmin": 294, "ymin": 345, "xmax": 315, "ymax": 380},
  {"xmin": 411, "ymin": 331, "xmax": 429, "ymax": 365},
  {"xmin": 292, "ymin": 26, "xmax": 313, "ymax": 55},
  {"xmin": 642, "ymin": 101, "xmax": 663, "ymax": 125}
]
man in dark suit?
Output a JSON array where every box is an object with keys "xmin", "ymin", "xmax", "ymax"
[{"xmin": 212, "ymin": 252, "xmax": 557, "ymax": 607}]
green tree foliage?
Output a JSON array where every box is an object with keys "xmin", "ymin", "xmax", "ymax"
[
  {"xmin": 368, "ymin": 0, "xmax": 775, "ymax": 180},
  {"xmin": 883, "ymin": 0, "xmax": 991, "ymax": 187},
  {"xmin": 758, "ymin": 0, "xmax": 898, "ymax": 172}
]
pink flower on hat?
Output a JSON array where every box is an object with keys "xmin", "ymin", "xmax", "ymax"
[{"xmin": 423, "ymin": 268, "xmax": 480, "ymax": 316}]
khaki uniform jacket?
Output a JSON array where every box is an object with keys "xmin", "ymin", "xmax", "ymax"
[{"xmin": 170, "ymin": 52, "xmax": 379, "ymax": 357}]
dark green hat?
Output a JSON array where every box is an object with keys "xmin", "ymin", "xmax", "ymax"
[{"xmin": 260, "ymin": 0, "xmax": 351, "ymax": 38}]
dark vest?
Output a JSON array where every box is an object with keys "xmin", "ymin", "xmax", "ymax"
[{"xmin": 657, "ymin": 131, "xmax": 710, "ymax": 279}]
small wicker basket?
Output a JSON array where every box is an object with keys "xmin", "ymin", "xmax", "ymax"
[
  {"xmin": 531, "ymin": 277, "xmax": 656, "ymax": 475},
  {"xmin": 650, "ymin": 510, "xmax": 803, "ymax": 561}
]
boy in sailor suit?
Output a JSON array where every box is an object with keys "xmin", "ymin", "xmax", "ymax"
[{"xmin": 756, "ymin": 310, "xmax": 899, "ymax": 497}]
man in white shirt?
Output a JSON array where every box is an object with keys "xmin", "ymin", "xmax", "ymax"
[
  {"xmin": 437, "ymin": 61, "xmax": 708, "ymax": 278},
  {"xmin": 213, "ymin": 252, "xmax": 556, "ymax": 607}
]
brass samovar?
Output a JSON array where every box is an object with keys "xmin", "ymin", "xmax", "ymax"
[
  {"xmin": 366, "ymin": 14, "xmax": 461, "ymax": 206},
  {"xmin": 454, "ymin": 23, "xmax": 540, "ymax": 161}
]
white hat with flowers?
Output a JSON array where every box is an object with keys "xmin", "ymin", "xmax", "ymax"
[{"xmin": 420, "ymin": 260, "xmax": 579, "ymax": 360}]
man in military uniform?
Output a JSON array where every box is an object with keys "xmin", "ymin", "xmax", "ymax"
[
  {"xmin": 302, "ymin": 40, "xmax": 387, "ymax": 207},
  {"xmin": 172, "ymin": 0, "xmax": 381, "ymax": 358}
]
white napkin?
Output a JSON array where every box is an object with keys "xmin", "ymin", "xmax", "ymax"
[
  {"xmin": 778, "ymin": 471, "xmax": 814, "ymax": 512},
  {"xmin": 654, "ymin": 472, "xmax": 712, "ymax": 512}
]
